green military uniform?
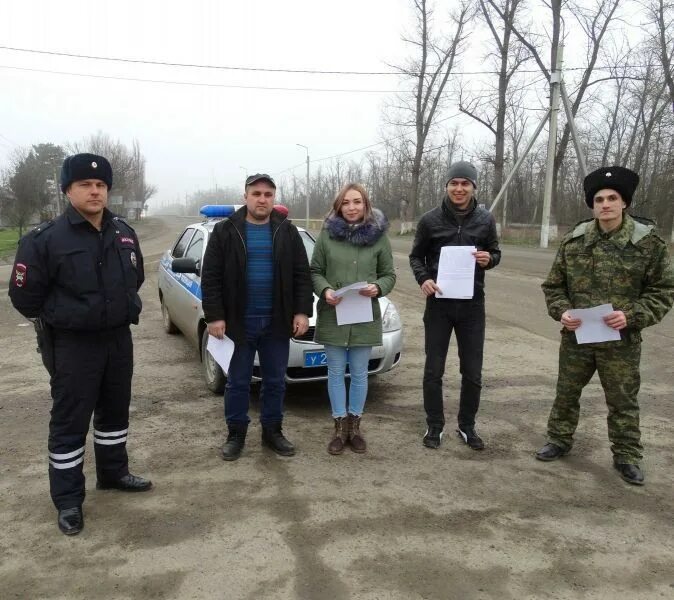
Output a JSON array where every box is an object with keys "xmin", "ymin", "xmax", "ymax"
[{"xmin": 541, "ymin": 214, "xmax": 674, "ymax": 463}]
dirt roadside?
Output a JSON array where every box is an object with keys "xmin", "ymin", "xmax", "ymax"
[{"xmin": 0, "ymin": 217, "xmax": 672, "ymax": 600}]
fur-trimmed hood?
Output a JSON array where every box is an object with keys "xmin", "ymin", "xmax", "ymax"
[{"xmin": 324, "ymin": 208, "xmax": 390, "ymax": 246}]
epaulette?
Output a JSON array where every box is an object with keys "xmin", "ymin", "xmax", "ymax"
[
  {"xmin": 31, "ymin": 220, "xmax": 54, "ymax": 237},
  {"xmin": 112, "ymin": 216, "xmax": 136, "ymax": 233}
]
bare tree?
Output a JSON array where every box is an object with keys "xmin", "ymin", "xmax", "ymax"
[
  {"xmin": 487, "ymin": 0, "xmax": 621, "ymax": 216},
  {"xmin": 644, "ymin": 0, "xmax": 674, "ymax": 108},
  {"xmin": 460, "ymin": 0, "xmax": 529, "ymax": 201},
  {"xmin": 2, "ymin": 148, "xmax": 54, "ymax": 236},
  {"xmin": 391, "ymin": 0, "xmax": 474, "ymax": 219},
  {"xmin": 68, "ymin": 132, "xmax": 156, "ymax": 220}
]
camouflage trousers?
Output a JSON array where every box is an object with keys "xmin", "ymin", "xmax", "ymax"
[{"xmin": 547, "ymin": 332, "xmax": 643, "ymax": 463}]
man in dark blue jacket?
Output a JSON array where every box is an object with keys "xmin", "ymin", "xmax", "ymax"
[
  {"xmin": 9, "ymin": 153, "xmax": 152, "ymax": 536},
  {"xmin": 201, "ymin": 174, "xmax": 313, "ymax": 461},
  {"xmin": 409, "ymin": 161, "xmax": 501, "ymax": 450}
]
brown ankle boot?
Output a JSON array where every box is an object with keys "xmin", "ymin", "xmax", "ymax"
[
  {"xmin": 327, "ymin": 417, "xmax": 347, "ymax": 455},
  {"xmin": 347, "ymin": 414, "xmax": 367, "ymax": 453}
]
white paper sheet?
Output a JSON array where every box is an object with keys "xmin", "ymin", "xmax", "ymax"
[
  {"xmin": 333, "ymin": 281, "xmax": 369, "ymax": 298},
  {"xmin": 334, "ymin": 281, "xmax": 374, "ymax": 325},
  {"xmin": 206, "ymin": 334, "xmax": 235, "ymax": 373},
  {"xmin": 435, "ymin": 246, "xmax": 476, "ymax": 299},
  {"xmin": 567, "ymin": 304, "xmax": 621, "ymax": 344}
]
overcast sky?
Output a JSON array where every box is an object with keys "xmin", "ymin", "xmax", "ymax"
[
  {"xmin": 0, "ymin": 0, "xmax": 646, "ymax": 209},
  {"xmin": 1, "ymin": 0, "xmax": 418, "ymax": 207}
]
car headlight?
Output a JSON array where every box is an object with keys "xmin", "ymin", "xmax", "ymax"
[{"xmin": 381, "ymin": 302, "xmax": 402, "ymax": 332}]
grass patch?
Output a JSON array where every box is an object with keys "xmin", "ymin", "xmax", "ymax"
[{"xmin": 0, "ymin": 227, "xmax": 20, "ymax": 259}]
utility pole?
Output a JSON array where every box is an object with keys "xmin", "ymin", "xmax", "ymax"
[
  {"xmin": 501, "ymin": 154, "xmax": 510, "ymax": 234},
  {"xmin": 540, "ymin": 44, "xmax": 563, "ymax": 249},
  {"xmin": 296, "ymin": 144, "xmax": 310, "ymax": 229},
  {"xmin": 489, "ymin": 41, "xmax": 589, "ymax": 228}
]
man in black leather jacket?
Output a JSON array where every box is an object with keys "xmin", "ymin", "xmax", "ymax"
[
  {"xmin": 409, "ymin": 161, "xmax": 501, "ymax": 450},
  {"xmin": 9, "ymin": 154, "xmax": 152, "ymax": 536}
]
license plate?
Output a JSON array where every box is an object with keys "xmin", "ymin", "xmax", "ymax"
[{"xmin": 304, "ymin": 350, "xmax": 327, "ymax": 367}]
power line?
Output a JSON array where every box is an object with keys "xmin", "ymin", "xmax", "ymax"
[
  {"xmin": 277, "ymin": 111, "xmax": 465, "ymax": 175},
  {"xmin": 0, "ymin": 65, "xmax": 401, "ymax": 93},
  {"xmin": 0, "ymin": 63, "xmax": 550, "ymax": 97},
  {"xmin": 0, "ymin": 45, "xmax": 657, "ymax": 76}
]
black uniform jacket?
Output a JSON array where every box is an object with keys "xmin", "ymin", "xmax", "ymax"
[
  {"xmin": 409, "ymin": 197, "xmax": 501, "ymax": 297},
  {"xmin": 201, "ymin": 206, "xmax": 313, "ymax": 345},
  {"xmin": 8, "ymin": 204, "xmax": 144, "ymax": 330}
]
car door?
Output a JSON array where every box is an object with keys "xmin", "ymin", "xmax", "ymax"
[
  {"xmin": 161, "ymin": 227, "xmax": 195, "ymax": 330},
  {"xmin": 175, "ymin": 229, "xmax": 205, "ymax": 347}
]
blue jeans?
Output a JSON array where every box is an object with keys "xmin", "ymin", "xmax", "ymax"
[
  {"xmin": 324, "ymin": 345, "xmax": 372, "ymax": 418},
  {"xmin": 225, "ymin": 316, "xmax": 289, "ymax": 426}
]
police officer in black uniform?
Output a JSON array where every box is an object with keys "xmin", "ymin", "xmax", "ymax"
[{"xmin": 8, "ymin": 153, "xmax": 152, "ymax": 536}]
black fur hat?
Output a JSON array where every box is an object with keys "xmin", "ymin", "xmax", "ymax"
[
  {"xmin": 60, "ymin": 153, "xmax": 113, "ymax": 193},
  {"xmin": 583, "ymin": 166, "xmax": 639, "ymax": 208}
]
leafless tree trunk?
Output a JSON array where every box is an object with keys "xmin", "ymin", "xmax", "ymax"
[
  {"xmin": 459, "ymin": 0, "xmax": 528, "ymax": 202},
  {"xmin": 649, "ymin": 0, "xmax": 674, "ymax": 108},
  {"xmin": 553, "ymin": 0, "xmax": 621, "ymax": 179},
  {"xmin": 392, "ymin": 0, "xmax": 473, "ymax": 219}
]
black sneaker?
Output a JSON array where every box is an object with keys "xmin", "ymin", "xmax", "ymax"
[
  {"xmin": 423, "ymin": 426, "xmax": 444, "ymax": 449},
  {"xmin": 457, "ymin": 427, "xmax": 484, "ymax": 450}
]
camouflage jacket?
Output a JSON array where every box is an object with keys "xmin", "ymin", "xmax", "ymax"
[{"xmin": 541, "ymin": 215, "xmax": 674, "ymax": 332}]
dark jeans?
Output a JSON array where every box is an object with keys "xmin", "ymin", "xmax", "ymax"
[
  {"xmin": 423, "ymin": 296, "xmax": 485, "ymax": 429},
  {"xmin": 225, "ymin": 316, "xmax": 289, "ymax": 427}
]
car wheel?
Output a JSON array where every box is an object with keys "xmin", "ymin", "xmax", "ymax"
[
  {"xmin": 201, "ymin": 328, "xmax": 226, "ymax": 394},
  {"xmin": 161, "ymin": 297, "xmax": 179, "ymax": 334}
]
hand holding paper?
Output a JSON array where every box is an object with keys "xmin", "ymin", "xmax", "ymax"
[
  {"xmin": 334, "ymin": 281, "xmax": 374, "ymax": 325},
  {"xmin": 207, "ymin": 334, "xmax": 235, "ymax": 373},
  {"xmin": 435, "ymin": 246, "xmax": 476, "ymax": 299},
  {"xmin": 567, "ymin": 304, "xmax": 621, "ymax": 344}
]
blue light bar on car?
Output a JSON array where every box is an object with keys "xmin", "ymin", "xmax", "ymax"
[{"xmin": 200, "ymin": 205, "xmax": 237, "ymax": 218}]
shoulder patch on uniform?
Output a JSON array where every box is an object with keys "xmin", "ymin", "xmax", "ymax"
[{"xmin": 12, "ymin": 263, "xmax": 27, "ymax": 287}]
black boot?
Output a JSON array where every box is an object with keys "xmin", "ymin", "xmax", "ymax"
[
  {"xmin": 96, "ymin": 473, "xmax": 153, "ymax": 491},
  {"xmin": 535, "ymin": 442, "xmax": 568, "ymax": 462},
  {"xmin": 262, "ymin": 423, "xmax": 295, "ymax": 456},
  {"xmin": 57, "ymin": 506, "xmax": 83, "ymax": 535},
  {"xmin": 614, "ymin": 462, "xmax": 645, "ymax": 486},
  {"xmin": 222, "ymin": 423, "xmax": 248, "ymax": 461}
]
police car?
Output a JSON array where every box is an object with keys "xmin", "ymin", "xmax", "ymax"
[{"xmin": 158, "ymin": 205, "xmax": 403, "ymax": 393}]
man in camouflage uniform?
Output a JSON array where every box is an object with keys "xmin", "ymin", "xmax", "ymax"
[{"xmin": 536, "ymin": 166, "xmax": 674, "ymax": 485}]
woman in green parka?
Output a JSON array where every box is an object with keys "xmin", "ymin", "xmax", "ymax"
[{"xmin": 310, "ymin": 183, "xmax": 396, "ymax": 455}]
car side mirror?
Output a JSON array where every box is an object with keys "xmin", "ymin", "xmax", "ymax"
[{"xmin": 172, "ymin": 257, "xmax": 200, "ymax": 275}]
